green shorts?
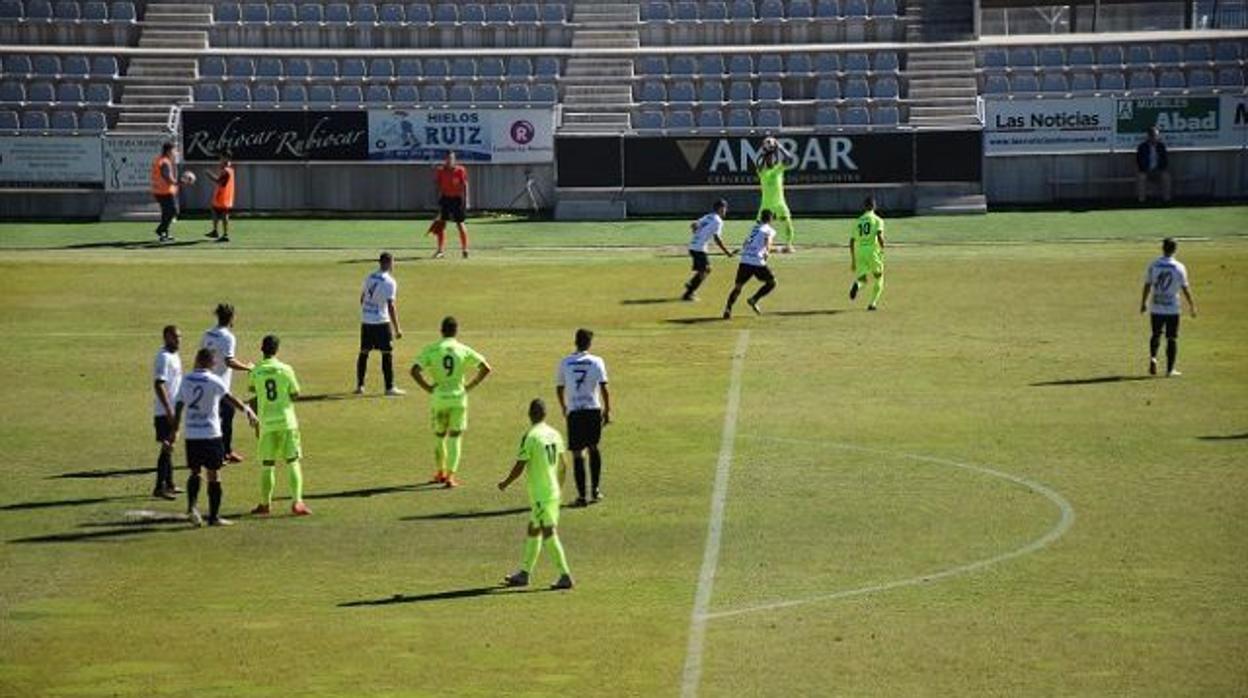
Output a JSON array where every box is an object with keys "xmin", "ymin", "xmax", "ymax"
[
  {"xmin": 430, "ymin": 401, "xmax": 468, "ymax": 433},
  {"xmin": 257, "ymin": 428, "xmax": 301, "ymax": 463},
  {"xmin": 529, "ymin": 498, "xmax": 560, "ymax": 528},
  {"xmin": 759, "ymin": 199, "xmax": 791, "ymax": 221},
  {"xmin": 855, "ymin": 248, "xmax": 884, "ymax": 277}
]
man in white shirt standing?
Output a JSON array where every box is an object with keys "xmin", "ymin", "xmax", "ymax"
[
  {"xmin": 1140, "ymin": 237, "xmax": 1197, "ymax": 377},
  {"xmin": 556, "ymin": 329, "xmax": 611, "ymax": 507},
  {"xmin": 151, "ymin": 325, "xmax": 183, "ymax": 500},
  {"xmin": 682, "ymin": 199, "xmax": 736, "ymax": 302},
  {"xmin": 171, "ymin": 348, "xmax": 257, "ymax": 527},
  {"xmin": 723, "ymin": 209, "xmax": 778, "ymax": 319},
  {"xmin": 201, "ymin": 303, "xmax": 253, "ymax": 464},
  {"xmin": 356, "ymin": 251, "xmax": 405, "ymax": 396}
]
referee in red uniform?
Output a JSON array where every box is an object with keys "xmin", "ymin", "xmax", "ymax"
[{"xmin": 426, "ymin": 151, "xmax": 470, "ymax": 259}]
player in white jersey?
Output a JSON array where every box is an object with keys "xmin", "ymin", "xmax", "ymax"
[
  {"xmin": 171, "ymin": 348, "xmax": 257, "ymax": 527},
  {"xmin": 151, "ymin": 325, "xmax": 183, "ymax": 500},
  {"xmin": 556, "ymin": 328, "xmax": 611, "ymax": 507},
  {"xmin": 723, "ymin": 209, "xmax": 778, "ymax": 319},
  {"xmin": 1140, "ymin": 237, "xmax": 1197, "ymax": 377},
  {"xmin": 356, "ymin": 251, "xmax": 405, "ymax": 396},
  {"xmin": 681, "ymin": 199, "xmax": 736, "ymax": 302},
  {"xmin": 200, "ymin": 303, "xmax": 253, "ymax": 464}
]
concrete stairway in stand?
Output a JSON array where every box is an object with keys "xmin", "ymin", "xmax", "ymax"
[{"xmin": 559, "ymin": 2, "xmax": 638, "ymax": 134}]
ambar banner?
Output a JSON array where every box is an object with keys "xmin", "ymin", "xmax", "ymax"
[
  {"xmin": 0, "ymin": 135, "xmax": 103, "ymax": 188},
  {"xmin": 622, "ymin": 134, "xmax": 914, "ymax": 187},
  {"xmin": 367, "ymin": 108, "xmax": 554, "ymax": 163},
  {"xmin": 181, "ymin": 110, "xmax": 368, "ymax": 161}
]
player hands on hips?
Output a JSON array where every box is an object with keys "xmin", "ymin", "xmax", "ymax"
[
  {"xmin": 498, "ymin": 399, "xmax": 574, "ymax": 591},
  {"xmin": 411, "ymin": 316, "xmax": 492, "ymax": 488}
]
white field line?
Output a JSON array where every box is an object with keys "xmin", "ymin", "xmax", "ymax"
[
  {"xmin": 701, "ymin": 436, "xmax": 1076, "ymax": 621},
  {"xmin": 679, "ymin": 329, "xmax": 750, "ymax": 698}
]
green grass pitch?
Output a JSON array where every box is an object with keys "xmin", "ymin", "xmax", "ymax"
[{"xmin": 0, "ymin": 207, "xmax": 1246, "ymax": 697}]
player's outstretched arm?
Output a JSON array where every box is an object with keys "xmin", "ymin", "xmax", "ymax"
[
  {"xmin": 1140, "ymin": 283, "xmax": 1152, "ymax": 313},
  {"xmin": 498, "ymin": 460, "xmax": 525, "ymax": 491},
  {"xmin": 1182, "ymin": 286, "xmax": 1197, "ymax": 317},
  {"xmin": 226, "ymin": 392, "xmax": 259, "ymax": 432},
  {"xmin": 465, "ymin": 363, "xmax": 492, "ymax": 392},
  {"xmin": 600, "ymin": 383, "xmax": 612, "ymax": 425},
  {"xmin": 226, "ymin": 356, "xmax": 253, "ymax": 372},
  {"xmin": 410, "ymin": 365, "xmax": 435, "ymax": 393}
]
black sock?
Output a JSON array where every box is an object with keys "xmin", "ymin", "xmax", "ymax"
[
  {"xmin": 725, "ymin": 287, "xmax": 741, "ymax": 310},
  {"xmin": 382, "ymin": 352, "xmax": 395, "ymax": 390},
  {"xmin": 156, "ymin": 450, "xmax": 172, "ymax": 490},
  {"xmin": 589, "ymin": 447, "xmax": 602, "ymax": 493},
  {"xmin": 686, "ymin": 273, "xmax": 705, "ymax": 294},
  {"xmin": 1149, "ymin": 334, "xmax": 1161, "ymax": 358},
  {"xmin": 186, "ymin": 473, "xmax": 201, "ymax": 511},
  {"xmin": 208, "ymin": 481, "xmax": 223, "ymax": 520},
  {"xmin": 356, "ymin": 352, "xmax": 368, "ymax": 387},
  {"xmin": 753, "ymin": 280, "xmax": 776, "ymax": 302},
  {"xmin": 1166, "ymin": 339, "xmax": 1177, "ymax": 372},
  {"xmin": 220, "ymin": 403, "xmax": 234, "ymax": 454},
  {"xmin": 573, "ymin": 454, "xmax": 586, "ymax": 499}
]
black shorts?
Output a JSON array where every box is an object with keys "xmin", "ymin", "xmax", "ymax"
[
  {"xmin": 1150, "ymin": 313, "xmax": 1180, "ymax": 339},
  {"xmin": 438, "ymin": 196, "xmax": 466, "ymax": 223},
  {"xmin": 735, "ymin": 263, "xmax": 775, "ymax": 285},
  {"xmin": 689, "ymin": 250, "xmax": 710, "ymax": 273},
  {"xmin": 360, "ymin": 322, "xmax": 394, "ymax": 352},
  {"xmin": 186, "ymin": 438, "xmax": 225, "ymax": 471},
  {"xmin": 153, "ymin": 415, "xmax": 173, "ymax": 442},
  {"xmin": 567, "ymin": 409, "xmax": 603, "ymax": 451}
]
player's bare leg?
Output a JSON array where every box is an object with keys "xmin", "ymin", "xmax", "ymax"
[
  {"xmin": 456, "ymin": 222, "xmax": 469, "ymax": 258},
  {"xmin": 747, "ymin": 279, "xmax": 776, "ymax": 315}
]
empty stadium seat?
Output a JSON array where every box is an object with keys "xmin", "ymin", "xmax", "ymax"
[
  {"xmin": 843, "ymin": 52, "xmax": 869, "ymax": 72},
  {"xmin": 1128, "ymin": 45, "xmax": 1153, "ymax": 65},
  {"xmin": 308, "ymin": 85, "xmax": 335, "ymax": 103},
  {"xmin": 1156, "ymin": 44, "xmax": 1184, "ymax": 65},
  {"xmin": 337, "ymin": 85, "xmax": 363, "ymax": 103},
  {"xmin": 758, "ymin": 54, "xmax": 784, "ymax": 77},
  {"xmin": 1098, "ymin": 71, "xmax": 1126, "ymax": 91},
  {"xmin": 448, "ymin": 84, "xmax": 472, "ymax": 103},
  {"xmin": 313, "ymin": 58, "xmax": 337, "ymax": 78},
  {"xmin": 757, "ymin": 108, "xmax": 781, "ymax": 128},
  {"xmin": 342, "ymin": 58, "xmax": 367, "ymax": 79},
  {"xmin": 56, "ymin": 83, "xmax": 84, "ymax": 103},
  {"xmin": 874, "ymin": 52, "xmax": 899, "ymax": 71},
  {"xmin": 5, "ymin": 55, "xmax": 32, "ymax": 76},
  {"xmin": 194, "ymin": 83, "xmax": 223, "ymax": 102},
  {"xmin": 874, "ymin": 76, "xmax": 899, "ymax": 98},
  {"xmin": 365, "ymin": 85, "xmax": 391, "ymax": 103},
  {"xmin": 815, "ymin": 0, "xmax": 839, "ymax": 17},
  {"xmin": 286, "ymin": 58, "xmax": 310, "ymax": 79},
  {"xmin": 379, "ymin": 3, "xmax": 403, "ymax": 22},
  {"xmin": 228, "ymin": 57, "xmax": 255, "ymax": 78},
  {"xmin": 1012, "ymin": 74, "xmax": 1040, "ymax": 93},
  {"xmin": 697, "ymin": 108, "xmax": 724, "ymax": 128},
  {"xmin": 507, "ymin": 57, "xmax": 532, "ymax": 77},
  {"xmin": 670, "ymin": 81, "xmax": 696, "ymax": 103},
  {"xmin": 253, "ymin": 83, "xmax": 279, "ymax": 103},
  {"xmin": 271, "ymin": 3, "xmax": 294, "ymax": 21},
  {"xmin": 424, "ymin": 58, "xmax": 448, "ymax": 78},
  {"xmin": 20, "ymin": 110, "xmax": 48, "ymax": 130},
  {"xmin": 981, "ymin": 48, "xmax": 1007, "ymax": 69},
  {"xmin": 225, "ymin": 83, "xmax": 251, "ymax": 103},
  {"xmin": 815, "ymin": 78, "xmax": 839, "ymax": 99},
  {"xmin": 397, "ymin": 58, "xmax": 421, "ymax": 78},
  {"xmin": 843, "ymin": 105, "xmax": 869, "ymax": 125},
  {"xmin": 730, "ymin": 0, "xmax": 754, "ymax": 19},
  {"xmin": 1158, "ymin": 70, "xmax": 1185, "ymax": 89},
  {"xmin": 1039, "ymin": 47, "xmax": 1064, "ymax": 68},
  {"xmin": 369, "ymin": 58, "xmax": 394, "ymax": 79},
  {"xmin": 1217, "ymin": 67, "xmax": 1244, "ymax": 86},
  {"xmin": 394, "ymin": 84, "xmax": 419, "ymax": 102},
  {"xmin": 107, "ymin": 0, "xmax": 132, "ymax": 17},
  {"xmin": 0, "ymin": 0, "xmax": 21, "ymax": 19},
  {"xmin": 815, "ymin": 106, "xmax": 839, "ymax": 126},
  {"xmin": 406, "ymin": 2, "xmax": 431, "ymax": 22},
  {"xmin": 668, "ymin": 109, "xmax": 694, "ymax": 128},
  {"xmin": 1070, "ymin": 72, "xmax": 1095, "ymax": 92},
  {"xmin": 535, "ymin": 57, "xmax": 559, "ymax": 77},
  {"xmin": 504, "ymin": 83, "xmax": 529, "ymax": 102},
  {"xmin": 638, "ymin": 56, "xmax": 666, "ymax": 75},
  {"xmin": 671, "ymin": 55, "xmax": 697, "ymax": 76},
  {"xmin": 874, "ymin": 106, "xmax": 899, "ymax": 124},
  {"xmin": 49, "ymin": 110, "xmax": 77, "ymax": 130},
  {"xmin": 26, "ymin": 0, "xmax": 52, "ymax": 19},
  {"xmin": 514, "ymin": 3, "xmax": 539, "ymax": 22},
  {"xmin": 1041, "ymin": 72, "xmax": 1068, "ymax": 92},
  {"xmin": 728, "ymin": 81, "xmax": 752, "ymax": 102},
  {"xmin": 639, "ymin": 81, "xmax": 666, "ymax": 102},
  {"xmin": 216, "ymin": 2, "xmax": 241, "ymax": 22},
  {"xmin": 789, "ymin": 0, "xmax": 813, "ymax": 18},
  {"xmin": 636, "ymin": 110, "xmax": 664, "ymax": 129},
  {"xmin": 759, "ymin": 0, "xmax": 783, "ymax": 20},
  {"xmin": 1187, "ymin": 69, "xmax": 1213, "ymax": 88},
  {"xmin": 80, "ymin": 110, "xmax": 106, "ymax": 130},
  {"xmin": 0, "ymin": 81, "xmax": 23, "ymax": 102},
  {"xmin": 242, "ymin": 3, "xmax": 268, "ymax": 22},
  {"xmin": 201, "ymin": 56, "xmax": 226, "ymax": 77},
  {"xmin": 541, "ymin": 3, "xmax": 564, "ymax": 22},
  {"xmin": 729, "ymin": 54, "xmax": 753, "ymax": 75},
  {"xmin": 91, "ymin": 56, "xmax": 118, "ymax": 78},
  {"xmin": 874, "ymin": 0, "xmax": 896, "ymax": 14},
  {"xmin": 1098, "ymin": 45, "xmax": 1124, "ymax": 66},
  {"xmin": 63, "ymin": 55, "xmax": 90, "ymax": 78},
  {"xmin": 476, "ymin": 83, "xmax": 501, "ymax": 102},
  {"xmin": 354, "ymin": 3, "xmax": 378, "ymax": 22},
  {"xmin": 786, "ymin": 54, "xmax": 812, "ymax": 74},
  {"xmin": 699, "ymin": 81, "xmax": 724, "ymax": 103},
  {"xmin": 1185, "ymin": 43, "xmax": 1212, "ymax": 63},
  {"xmin": 281, "ymin": 84, "xmax": 306, "ymax": 102},
  {"xmin": 644, "ymin": 1, "xmax": 671, "ymax": 20},
  {"xmin": 1009, "ymin": 47, "xmax": 1037, "ymax": 68},
  {"xmin": 843, "ymin": 77, "xmax": 869, "ymax": 98},
  {"xmin": 700, "ymin": 55, "xmax": 726, "ymax": 76},
  {"xmin": 325, "ymin": 3, "xmax": 350, "ymax": 23},
  {"xmin": 1215, "ymin": 41, "xmax": 1241, "ymax": 63},
  {"xmin": 27, "ymin": 82, "xmax": 53, "ymax": 102},
  {"xmin": 296, "ymin": 3, "xmax": 322, "ymax": 22},
  {"xmin": 1067, "ymin": 46, "xmax": 1094, "ymax": 66},
  {"xmin": 983, "ymin": 74, "xmax": 1008, "ymax": 94},
  {"xmin": 479, "ymin": 58, "xmax": 504, "ymax": 79},
  {"xmin": 702, "ymin": 1, "xmax": 726, "ymax": 19},
  {"xmin": 757, "ymin": 81, "xmax": 782, "ymax": 101},
  {"xmin": 257, "ymin": 57, "xmax": 283, "ymax": 78},
  {"xmin": 531, "ymin": 83, "xmax": 556, "ymax": 102},
  {"xmin": 844, "ymin": 0, "xmax": 867, "ymax": 17},
  {"xmin": 433, "ymin": 3, "xmax": 456, "ymax": 22},
  {"xmin": 33, "ymin": 55, "xmax": 60, "ymax": 76},
  {"xmin": 815, "ymin": 53, "xmax": 839, "ymax": 73},
  {"xmin": 673, "ymin": 0, "xmax": 697, "ymax": 18}
]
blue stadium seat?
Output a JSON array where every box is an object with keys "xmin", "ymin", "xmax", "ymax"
[
  {"xmin": 699, "ymin": 80, "xmax": 724, "ymax": 103},
  {"xmin": 0, "ymin": 109, "xmax": 19, "ymax": 129},
  {"xmin": 0, "ymin": 81, "xmax": 24, "ymax": 102},
  {"xmin": 507, "ymin": 57, "xmax": 532, "ymax": 77},
  {"xmin": 1097, "ymin": 45, "xmax": 1124, "ymax": 66},
  {"xmin": 1098, "ymin": 71, "xmax": 1126, "ymax": 91},
  {"xmin": 815, "ymin": 78, "xmax": 839, "ymax": 99},
  {"xmin": 312, "ymin": 58, "xmax": 337, "ymax": 78},
  {"xmin": 194, "ymin": 83, "xmax": 222, "ymax": 102},
  {"xmin": 26, "ymin": 0, "xmax": 52, "ymax": 19},
  {"xmin": 541, "ymin": 3, "xmax": 564, "ymax": 21},
  {"xmin": 325, "ymin": 3, "xmax": 350, "ymax": 23},
  {"xmin": 379, "ymin": 2, "xmax": 403, "ymax": 22},
  {"xmin": 674, "ymin": 1, "xmax": 698, "ymax": 20},
  {"xmin": 815, "ymin": 53, "xmax": 839, "ymax": 73},
  {"xmin": 1039, "ymin": 47, "xmax": 1064, "ymax": 68},
  {"xmin": 433, "ymin": 3, "xmax": 457, "ymax": 22},
  {"xmin": 406, "ymin": 2, "xmax": 431, "ymax": 22},
  {"xmin": 1128, "ymin": 71, "xmax": 1156, "ymax": 90},
  {"xmin": 697, "ymin": 108, "xmax": 724, "ymax": 128},
  {"xmin": 670, "ymin": 55, "xmax": 697, "ymax": 76},
  {"xmin": 370, "ymin": 58, "xmax": 394, "ymax": 78},
  {"xmin": 5, "ymin": 55, "xmax": 32, "ymax": 76},
  {"xmin": 227, "ymin": 57, "xmax": 255, "ymax": 78},
  {"xmin": 354, "ymin": 3, "xmax": 378, "ymax": 22},
  {"xmin": 90, "ymin": 56, "xmax": 118, "ymax": 77},
  {"xmin": 296, "ymin": 3, "xmax": 322, "ymax": 22},
  {"xmin": 286, "ymin": 58, "xmax": 310, "ymax": 79},
  {"xmin": 475, "ymin": 83, "xmax": 500, "ymax": 102},
  {"xmin": 394, "ymin": 84, "xmax": 419, "ymax": 102},
  {"xmin": 843, "ymin": 105, "xmax": 869, "ymax": 125},
  {"xmin": 80, "ymin": 109, "xmax": 105, "ymax": 130},
  {"xmin": 843, "ymin": 77, "xmax": 869, "ymax": 98},
  {"xmin": 1069, "ymin": 72, "xmax": 1095, "ymax": 91},
  {"xmin": 730, "ymin": 0, "xmax": 753, "ymax": 19},
  {"xmin": 872, "ymin": 0, "xmax": 896, "ymax": 15},
  {"xmin": 535, "ymin": 57, "xmax": 559, "ymax": 77},
  {"xmin": 0, "ymin": 0, "xmax": 22, "ymax": 18},
  {"xmin": 253, "ymin": 83, "xmax": 279, "ymax": 103},
  {"xmin": 341, "ymin": 58, "xmax": 367, "ymax": 79},
  {"xmin": 451, "ymin": 58, "xmax": 475, "ymax": 78},
  {"xmin": 670, "ymin": 80, "xmax": 696, "ymax": 102},
  {"xmin": 307, "ymin": 84, "xmax": 334, "ymax": 103},
  {"xmin": 702, "ymin": 0, "xmax": 726, "ymax": 19},
  {"xmin": 789, "ymin": 0, "xmax": 813, "ymax": 18},
  {"xmin": 1067, "ymin": 46, "xmax": 1094, "ymax": 66},
  {"xmin": 757, "ymin": 54, "xmax": 784, "ymax": 77},
  {"xmin": 873, "ymin": 76, "xmax": 898, "ymax": 98},
  {"xmin": 981, "ymin": 48, "xmax": 1007, "ymax": 69},
  {"xmin": 874, "ymin": 51, "xmax": 899, "ymax": 71},
  {"xmin": 463, "ymin": 4, "xmax": 487, "ymax": 23},
  {"xmin": 1158, "ymin": 70, "xmax": 1184, "ymax": 89},
  {"xmin": 843, "ymin": 52, "xmax": 869, "ymax": 72},
  {"xmin": 644, "ymin": 1, "xmax": 671, "ymax": 21},
  {"xmin": 216, "ymin": 2, "xmax": 240, "ymax": 22},
  {"xmin": 1041, "ymin": 72, "xmax": 1068, "ymax": 92},
  {"xmin": 504, "ymin": 83, "xmax": 529, "ymax": 102},
  {"xmin": 424, "ymin": 58, "xmax": 448, "ymax": 78},
  {"xmin": 531, "ymin": 82, "xmax": 556, "ymax": 102},
  {"xmin": 448, "ymin": 84, "xmax": 472, "ymax": 102},
  {"xmin": 873, "ymin": 105, "xmax": 899, "ymax": 125},
  {"xmin": 224, "ymin": 82, "xmax": 250, "ymax": 103},
  {"xmin": 727, "ymin": 81, "xmax": 752, "ymax": 102},
  {"xmin": 1216, "ymin": 67, "xmax": 1244, "ymax": 86},
  {"xmin": 815, "ymin": 106, "xmax": 839, "ymax": 126},
  {"xmin": 639, "ymin": 81, "xmax": 666, "ymax": 102},
  {"xmin": 1215, "ymin": 41, "xmax": 1241, "ymax": 63},
  {"xmin": 1011, "ymin": 74, "xmax": 1040, "ymax": 93},
  {"xmin": 257, "ymin": 57, "xmax": 283, "ymax": 78},
  {"xmin": 786, "ymin": 54, "xmax": 812, "ymax": 74},
  {"xmin": 281, "ymin": 84, "xmax": 306, "ymax": 102},
  {"xmin": 62, "ymin": 55, "xmax": 90, "ymax": 77},
  {"xmin": 669, "ymin": 109, "xmax": 695, "ymax": 128},
  {"xmin": 365, "ymin": 84, "xmax": 391, "ymax": 103},
  {"xmin": 56, "ymin": 83, "xmax": 83, "ymax": 103},
  {"xmin": 201, "ymin": 56, "xmax": 226, "ymax": 77},
  {"xmin": 815, "ymin": 0, "xmax": 839, "ymax": 18},
  {"xmin": 1009, "ymin": 47, "xmax": 1037, "ymax": 68},
  {"xmin": 20, "ymin": 110, "xmax": 50, "ymax": 130},
  {"xmin": 636, "ymin": 110, "xmax": 664, "ymax": 129},
  {"xmin": 27, "ymin": 81, "xmax": 54, "ymax": 102},
  {"xmin": 1156, "ymin": 43, "xmax": 1183, "ymax": 65},
  {"xmin": 337, "ymin": 85, "xmax": 364, "ymax": 103},
  {"xmin": 1128, "ymin": 45, "xmax": 1153, "ymax": 66},
  {"xmin": 724, "ymin": 108, "xmax": 750, "ymax": 128},
  {"xmin": 638, "ymin": 56, "xmax": 667, "ymax": 75},
  {"xmin": 53, "ymin": 1, "xmax": 80, "ymax": 19},
  {"xmin": 759, "ymin": 0, "xmax": 783, "ymax": 20},
  {"xmin": 397, "ymin": 58, "xmax": 421, "ymax": 78},
  {"xmin": 514, "ymin": 3, "xmax": 539, "ymax": 22},
  {"xmin": 479, "ymin": 58, "xmax": 504, "ymax": 78},
  {"xmin": 242, "ymin": 3, "xmax": 268, "ymax": 22},
  {"xmin": 270, "ymin": 3, "xmax": 294, "ymax": 22},
  {"xmin": 756, "ymin": 81, "xmax": 782, "ymax": 102},
  {"xmin": 1187, "ymin": 68, "xmax": 1213, "ymax": 88},
  {"xmin": 844, "ymin": 0, "xmax": 867, "ymax": 17},
  {"xmin": 49, "ymin": 110, "xmax": 77, "ymax": 130},
  {"xmin": 728, "ymin": 54, "xmax": 753, "ymax": 75},
  {"xmin": 32, "ymin": 55, "xmax": 61, "ymax": 77},
  {"xmin": 983, "ymin": 74, "xmax": 1008, "ymax": 94},
  {"xmin": 1185, "ymin": 43, "xmax": 1212, "ymax": 63}
]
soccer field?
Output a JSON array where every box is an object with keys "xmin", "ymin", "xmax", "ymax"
[{"xmin": 1, "ymin": 207, "xmax": 1246, "ymax": 697}]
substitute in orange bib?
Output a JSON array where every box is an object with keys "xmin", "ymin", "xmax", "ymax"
[
  {"xmin": 151, "ymin": 141, "xmax": 180, "ymax": 243},
  {"xmin": 426, "ymin": 151, "xmax": 470, "ymax": 259},
  {"xmin": 206, "ymin": 151, "xmax": 236, "ymax": 243}
]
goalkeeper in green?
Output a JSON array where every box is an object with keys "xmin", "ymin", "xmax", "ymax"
[{"xmin": 756, "ymin": 137, "xmax": 796, "ymax": 253}]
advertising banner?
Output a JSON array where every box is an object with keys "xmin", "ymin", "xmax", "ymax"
[
  {"xmin": 0, "ymin": 136, "xmax": 103, "ymax": 188},
  {"xmin": 367, "ymin": 108, "xmax": 554, "ymax": 163},
  {"xmin": 181, "ymin": 110, "xmax": 369, "ymax": 161},
  {"xmin": 984, "ymin": 98, "xmax": 1114, "ymax": 154},
  {"xmin": 103, "ymin": 133, "xmax": 172, "ymax": 191},
  {"xmin": 1221, "ymin": 94, "xmax": 1248, "ymax": 147},
  {"xmin": 621, "ymin": 134, "xmax": 914, "ymax": 187},
  {"xmin": 1114, "ymin": 96, "xmax": 1224, "ymax": 149}
]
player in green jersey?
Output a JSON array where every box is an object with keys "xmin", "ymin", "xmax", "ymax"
[
  {"xmin": 498, "ymin": 399, "xmax": 574, "ymax": 590},
  {"xmin": 412, "ymin": 316, "xmax": 492, "ymax": 488},
  {"xmin": 849, "ymin": 196, "xmax": 887, "ymax": 311},
  {"xmin": 247, "ymin": 335, "xmax": 311, "ymax": 516},
  {"xmin": 756, "ymin": 137, "xmax": 796, "ymax": 253}
]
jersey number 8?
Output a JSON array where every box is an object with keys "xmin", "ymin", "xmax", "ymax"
[{"xmin": 264, "ymin": 378, "xmax": 278, "ymax": 401}]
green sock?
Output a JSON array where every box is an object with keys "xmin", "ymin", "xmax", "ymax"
[
  {"xmin": 545, "ymin": 534, "xmax": 570, "ymax": 575},
  {"xmin": 783, "ymin": 219, "xmax": 796, "ymax": 245},
  {"xmin": 522, "ymin": 535, "xmax": 542, "ymax": 573},
  {"xmin": 870, "ymin": 276, "xmax": 885, "ymax": 306},
  {"xmin": 260, "ymin": 466, "xmax": 276, "ymax": 506},
  {"xmin": 446, "ymin": 435, "xmax": 463, "ymax": 474},
  {"xmin": 287, "ymin": 460, "xmax": 304, "ymax": 503},
  {"xmin": 434, "ymin": 436, "xmax": 447, "ymax": 473}
]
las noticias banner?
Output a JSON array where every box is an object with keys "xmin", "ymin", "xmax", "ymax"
[{"xmin": 179, "ymin": 108, "xmax": 555, "ymax": 163}]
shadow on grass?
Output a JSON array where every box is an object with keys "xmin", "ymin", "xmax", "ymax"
[
  {"xmin": 51, "ymin": 240, "xmax": 203, "ymax": 251},
  {"xmin": 665, "ymin": 309, "xmax": 842, "ymax": 325},
  {"xmin": 621, "ymin": 297, "xmax": 683, "ymax": 306},
  {"xmin": 1197, "ymin": 432, "xmax": 1248, "ymax": 441},
  {"xmin": 298, "ymin": 392, "xmax": 386, "ymax": 402},
  {"xmin": 339, "ymin": 585, "xmax": 553, "ymax": 608},
  {"xmin": 305, "ymin": 482, "xmax": 442, "ymax": 501},
  {"xmin": 400, "ymin": 507, "xmax": 528, "ymax": 522},
  {"xmin": 48, "ymin": 465, "xmax": 189, "ymax": 480},
  {"xmin": 338, "ymin": 255, "xmax": 427, "ymax": 265},
  {"xmin": 1030, "ymin": 375, "xmax": 1153, "ymax": 387},
  {"xmin": 0, "ymin": 495, "xmax": 141, "ymax": 511}
]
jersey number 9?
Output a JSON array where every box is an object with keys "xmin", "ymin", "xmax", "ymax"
[{"xmin": 442, "ymin": 355, "xmax": 455, "ymax": 376}]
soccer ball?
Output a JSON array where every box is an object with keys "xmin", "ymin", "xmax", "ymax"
[
  {"xmin": 180, "ymin": 171, "xmax": 196, "ymax": 185},
  {"xmin": 762, "ymin": 136, "xmax": 779, "ymax": 152}
]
